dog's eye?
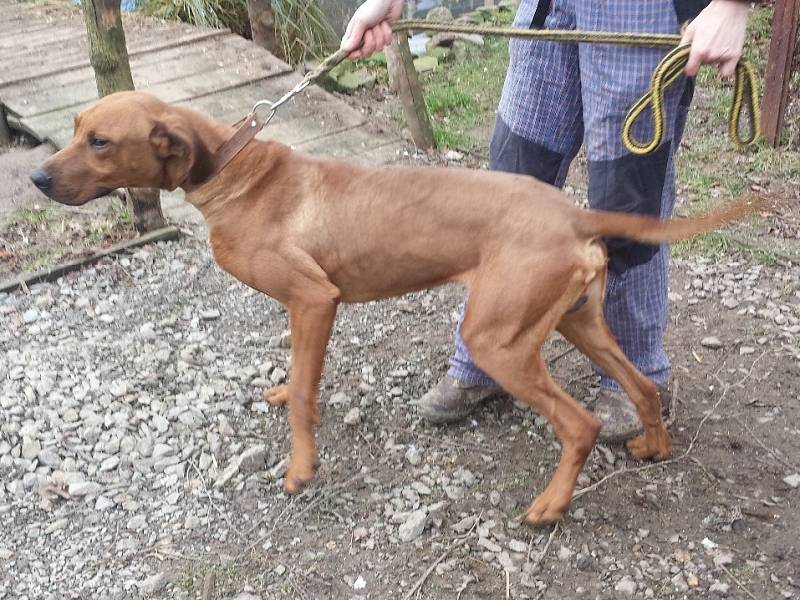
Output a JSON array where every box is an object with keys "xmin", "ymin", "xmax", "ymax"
[{"xmin": 89, "ymin": 137, "xmax": 110, "ymax": 150}]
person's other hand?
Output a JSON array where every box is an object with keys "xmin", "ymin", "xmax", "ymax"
[
  {"xmin": 340, "ymin": 0, "xmax": 404, "ymax": 59},
  {"xmin": 681, "ymin": 0, "xmax": 751, "ymax": 77}
]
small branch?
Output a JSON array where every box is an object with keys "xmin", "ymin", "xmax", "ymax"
[
  {"xmin": 735, "ymin": 416, "xmax": 800, "ymax": 472},
  {"xmin": 719, "ymin": 563, "xmax": 759, "ymax": 600},
  {"xmin": 527, "ymin": 522, "xmax": 559, "ymax": 574}
]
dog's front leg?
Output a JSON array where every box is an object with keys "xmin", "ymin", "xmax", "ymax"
[{"xmin": 282, "ymin": 302, "xmax": 337, "ymax": 494}]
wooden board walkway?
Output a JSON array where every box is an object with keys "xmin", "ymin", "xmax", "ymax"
[{"xmin": 0, "ymin": 0, "xmax": 401, "ymax": 165}]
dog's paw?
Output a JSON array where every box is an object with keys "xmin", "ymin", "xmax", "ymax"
[
  {"xmin": 264, "ymin": 385, "xmax": 290, "ymax": 407},
  {"xmin": 523, "ymin": 490, "xmax": 568, "ymax": 527},
  {"xmin": 283, "ymin": 459, "xmax": 318, "ymax": 494},
  {"xmin": 626, "ymin": 425, "xmax": 671, "ymax": 461}
]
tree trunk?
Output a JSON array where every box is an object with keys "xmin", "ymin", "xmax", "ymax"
[
  {"xmin": 0, "ymin": 109, "xmax": 11, "ymax": 145},
  {"xmin": 246, "ymin": 0, "xmax": 280, "ymax": 57},
  {"xmin": 760, "ymin": 0, "xmax": 799, "ymax": 146},
  {"xmin": 81, "ymin": 0, "xmax": 165, "ymax": 231},
  {"xmin": 386, "ymin": 32, "xmax": 435, "ymax": 150}
]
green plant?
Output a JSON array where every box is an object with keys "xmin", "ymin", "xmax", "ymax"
[
  {"xmin": 272, "ymin": 0, "xmax": 337, "ymax": 65},
  {"xmin": 139, "ymin": 0, "xmax": 250, "ymax": 35},
  {"xmin": 138, "ymin": 0, "xmax": 336, "ymax": 64}
]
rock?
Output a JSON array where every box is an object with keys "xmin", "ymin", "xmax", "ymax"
[
  {"xmin": 576, "ymin": 553, "xmax": 593, "ymax": 571},
  {"xmin": 45, "ymin": 518, "xmax": 69, "ymax": 534},
  {"xmin": 509, "ymin": 539, "xmax": 527, "ymax": 553},
  {"xmin": 270, "ymin": 368, "xmax": 287, "ymax": 385},
  {"xmin": 140, "ymin": 322, "xmax": 156, "ymax": 339},
  {"xmin": 452, "ymin": 515, "xmax": 478, "ymax": 533},
  {"xmin": 713, "ymin": 552, "xmax": 734, "ymax": 567},
  {"xmin": 426, "ymin": 6, "xmax": 453, "ymax": 21},
  {"xmin": 139, "ymin": 573, "xmax": 167, "ymax": 595},
  {"xmin": 672, "ymin": 573, "xmax": 689, "ymax": 593},
  {"xmin": 100, "ymin": 456, "xmax": 120, "ymax": 472},
  {"xmin": 445, "ymin": 150, "xmax": 464, "ymax": 162},
  {"xmin": 739, "ymin": 346, "xmax": 755, "ymax": 355},
  {"xmin": 127, "ymin": 515, "xmax": 147, "ymax": 531},
  {"xmin": 405, "ymin": 445, "xmax": 422, "ymax": 466},
  {"xmin": 336, "ymin": 68, "xmax": 376, "ymax": 92},
  {"xmin": 615, "ymin": 575, "xmax": 637, "ymax": 596},
  {"xmin": 68, "ymin": 481, "xmax": 100, "ymax": 497},
  {"xmin": 201, "ymin": 309, "xmax": 221, "ymax": 320},
  {"xmin": 38, "ymin": 448, "xmax": 61, "ymax": 468},
  {"xmin": 557, "ymin": 546, "xmax": 574, "ymax": 561},
  {"xmin": 478, "ymin": 537, "xmax": 501, "ymax": 553},
  {"xmin": 23, "ymin": 308, "xmax": 40, "ymax": 323},
  {"xmin": 214, "ymin": 462, "xmax": 240, "ymax": 488},
  {"xmin": 185, "ymin": 515, "xmax": 201, "ymax": 530},
  {"xmin": 722, "ymin": 298, "xmax": 740, "ymax": 309},
  {"xmin": 22, "ymin": 439, "xmax": 41, "ymax": 460},
  {"xmin": 353, "ymin": 575, "xmax": 366, "ymax": 590},
  {"xmin": 109, "ymin": 380, "xmax": 128, "ymax": 397},
  {"xmin": 444, "ymin": 485, "xmax": 464, "ymax": 500},
  {"xmin": 238, "ymin": 445, "xmax": 268, "ymax": 474},
  {"xmin": 343, "ymin": 407, "xmax": 362, "ymax": 426},
  {"xmin": 783, "ymin": 473, "xmax": 800, "ymax": 488},
  {"xmin": 95, "ymin": 496, "xmax": 115, "ymax": 511},
  {"xmin": 398, "ymin": 510, "xmax": 426, "ymax": 542},
  {"xmin": 701, "ymin": 336, "xmax": 724, "ymax": 349},
  {"xmin": 413, "ymin": 56, "xmax": 439, "ymax": 73},
  {"xmin": 710, "ymin": 581, "xmax": 730, "ymax": 595},
  {"xmin": 329, "ymin": 392, "xmax": 351, "ymax": 407},
  {"xmin": 489, "ymin": 490, "xmax": 501, "ymax": 506},
  {"xmin": 497, "ymin": 551, "xmax": 516, "ymax": 572}
]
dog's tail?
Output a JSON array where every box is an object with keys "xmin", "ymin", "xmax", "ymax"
[{"xmin": 575, "ymin": 197, "xmax": 758, "ymax": 244}]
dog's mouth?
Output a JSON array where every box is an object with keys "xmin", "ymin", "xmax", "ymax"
[{"xmin": 45, "ymin": 187, "xmax": 114, "ymax": 206}]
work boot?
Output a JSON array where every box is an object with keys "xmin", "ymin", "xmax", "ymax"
[
  {"xmin": 416, "ymin": 374, "xmax": 501, "ymax": 424},
  {"xmin": 594, "ymin": 385, "xmax": 672, "ymax": 443}
]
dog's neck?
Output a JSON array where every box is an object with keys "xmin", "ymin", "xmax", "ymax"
[{"xmin": 181, "ymin": 132, "xmax": 287, "ymax": 224}]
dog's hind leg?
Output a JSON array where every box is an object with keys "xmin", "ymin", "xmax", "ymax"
[
  {"xmin": 557, "ymin": 271, "xmax": 671, "ymax": 461},
  {"xmin": 460, "ymin": 265, "xmax": 601, "ymax": 525}
]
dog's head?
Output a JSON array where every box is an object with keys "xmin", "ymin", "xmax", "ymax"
[{"xmin": 31, "ymin": 91, "xmax": 215, "ymax": 205}]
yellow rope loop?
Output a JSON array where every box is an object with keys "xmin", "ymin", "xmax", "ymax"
[{"xmin": 622, "ymin": 44, "xmax": 761, "ymax": 155}]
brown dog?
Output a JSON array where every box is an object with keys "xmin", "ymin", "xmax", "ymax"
[{"xmin": 32, "ymin": 91, "xmax": 749, "ymax": 525}]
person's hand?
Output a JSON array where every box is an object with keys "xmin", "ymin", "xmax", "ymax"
[
  {"xmin": 340, "ymin": 0, "xmax": 404, "ymax": 59},
  {"xmin": 681, "ymin": 0, "xmax": 750, "ymax": 77}
]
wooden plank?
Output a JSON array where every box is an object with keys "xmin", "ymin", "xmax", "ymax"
[
  {"xmin": 294, "ymin": 122, "xmax": 400, "ymax": 158},
  {"xmin": 761, "ymin": 0, "xmax": 799, "ymax": 146},
  {"xmin": 0, "ymin": 30, "xmax": 230, "ymax": 88},
  {"xmin": 0, "ymin": 29, "xmax": 85, "ymax": 53},
  {"xmin": 2, "ymin": 34, "xmax": 287, "ymax": 118},
  {"xmin": 0, "ymin": 226, "xmax": 180, "ymax": 294},
  {"xmin": 11, "ymin": 71, "xmax": 370, "ymax": 149}
]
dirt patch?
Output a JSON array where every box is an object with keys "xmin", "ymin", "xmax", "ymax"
[{"xmin": 0, "ymin": 143, "xmax": 137, "ymax": 280}]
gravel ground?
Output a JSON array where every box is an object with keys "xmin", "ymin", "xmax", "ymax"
[{"xmin": 1, "ymin": 223, "xmax": 800, "ymax": 599}]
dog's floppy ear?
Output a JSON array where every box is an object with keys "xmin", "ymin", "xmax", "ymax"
[{"xmin": 149, "ymin": 115, "xmax": 215, "ymax": 190}]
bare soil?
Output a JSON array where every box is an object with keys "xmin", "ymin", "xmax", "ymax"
[{"xmin": 0, "ymin": 143, "xmax": 136, "ymax": 281}]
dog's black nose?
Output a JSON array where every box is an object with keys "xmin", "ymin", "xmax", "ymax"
[{"xmin": 30, "ymin": 168, "xmax": 53, "ymax": 193}]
